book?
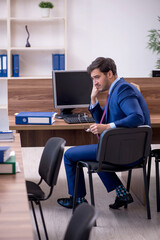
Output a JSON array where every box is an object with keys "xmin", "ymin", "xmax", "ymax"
[
  {"xmin": 15, "ymin": 111, "xmax": 56, "ymax": 125},
  {"xmin": 0, "ymin": 146, "xmax": 11, "ymax": 162},
  {"xmin": 0, "ymin": 152, "xmax": 16, "ymax": 174},
  {"xmin": 2, "ymin": 54, "xmax": 7, "ymax": 77},
  {"xmin": 12, "ymin": 54, "xmax": 19, "ymax": 77},
  {"xmin": 0, "ymin": 131, "xmax": 14, "ymax": 141},
  {"xmin": 0, "ymin": 55, "xmax": 2, "ymax": 77}
]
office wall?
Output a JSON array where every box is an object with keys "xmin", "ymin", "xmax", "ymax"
[{"xmin": 66, "ymin": 0, "xmax": 160, "ymax": 77}]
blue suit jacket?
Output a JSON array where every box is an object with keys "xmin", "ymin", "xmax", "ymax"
[{"xmin": 89, "ymin": 78, "xmax": 150, "ymax": 128}]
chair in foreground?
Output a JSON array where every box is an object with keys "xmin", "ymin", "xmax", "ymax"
[
  {"xmin": 73, "ymin": 126, "xmax": 152, "ymax": 219},
  {"xmin": 26, "ymin": 137, "xmax": 66, "ymax": 240},
  {"xmin": 150, "ymin": 149, "xmax": 160, "ymax": 212},
  {"xmin": 63, "ymin": 203, "xmax": 97, "ymax": 240}
]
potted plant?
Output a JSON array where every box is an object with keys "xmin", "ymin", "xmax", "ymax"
[
  {"xmin": 147, "ymin": 16, "xmax": 160, "ymax": 70},
  {"xmin": 39, "ymin": 1, "xmax": 54, "ymax": 18}
]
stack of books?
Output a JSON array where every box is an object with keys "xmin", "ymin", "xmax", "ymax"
[
  {"xmin": 0, "ymin": 147, "xmax": 16, "ymax": 174},
  {"xmin": 15, "ymin": 111, "xmax": 56, "ymax": 125}
]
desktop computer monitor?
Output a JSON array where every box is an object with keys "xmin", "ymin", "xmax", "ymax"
[{"xmin": 52, "ymin": 70, "xmax": 93, "ymax": 118}]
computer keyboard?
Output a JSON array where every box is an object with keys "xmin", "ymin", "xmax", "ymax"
[{"xmin": 64, "ymin": 114, "xmax": 95, "ymax": 124}]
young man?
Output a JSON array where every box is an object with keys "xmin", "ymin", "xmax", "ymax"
[{"xmin": 57, "ymin": 57, "xmax": 150, "ymax": 209}]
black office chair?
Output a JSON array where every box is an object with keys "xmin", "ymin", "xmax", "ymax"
[
  {"xmin": 73, "ymin": 126, "xmax": 152, "ymax": 219},
  {"xmin": 26, "ymin": 137, "xmax": 66, "ymax": 240},
  {"xmin": 63, "ymin": 203, "xmax": 97, "ymax": 240},
  {"xmin": 150, "ymin": 149, "xmax": 160, "ymax": 212}
]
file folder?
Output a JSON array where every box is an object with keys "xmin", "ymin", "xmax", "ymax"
[
  {"xmin": 12, "ymin": 54, "xmax": 19, "ymax": 77},
  {"xmin": 0, "ymin": 55, "xmax": 2, "ymax": 77},
  {"xmin": 52, "ymin": 54, "xmax": 60, "ymax": 70},
  {"xmin": 15, "ymin": 112, "xmax": 56, "ymax": 125},
  {"xmin": 59, "ymin": 54, "xmax": 65, "ymax": 70},
  {"xmin": 2, "ymin": 55, "xmax": 7, "ymax": 77}
]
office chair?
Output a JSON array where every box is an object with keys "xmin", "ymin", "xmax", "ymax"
[
  {"xmin": 150, "ymin": 149, "xmax": 160, "ymax": 212},
  {"xmin": 26, "ymin": 137, "xmax": 66, "ymax": 240},
  {"xmin": 73, "ymin": 126, "xmax": 152, "ymax": 219},
  {"xmin": 63, "ymin": 203, "xmax": 97, "ymax": 240}
]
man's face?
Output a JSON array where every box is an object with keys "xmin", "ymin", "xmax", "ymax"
[{"xmin": 91, "ymin": 68, "xmax": 110, "ymax": 92}]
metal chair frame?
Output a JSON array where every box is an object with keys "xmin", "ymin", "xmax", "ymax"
[
  {"xmin": 73, "ymin": 126, "xmax": 152, "ymax": 219},
  {"xmin": 26, "ymin": 137, "xmax": 66, "ymax": 240}
]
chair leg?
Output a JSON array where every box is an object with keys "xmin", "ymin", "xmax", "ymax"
[
  {"xmin": 73, "ymin": 164, "xmax": 80, "ymax": 213},
  {"xmin": 155, "ymin": 158, "xmax": 160, "ymax": 212},
  {"xmin": 126, "ymin": 170, "xmax": 132, "ymax": 192},
  {"xmin": 147, "ymin": 153, "xmax": 152, "ymax": 191},
  {"xmin": 88, "ymin": 170, "xmax": 97, "ymax": 227},
  {"xmin": 124, "ymin": 170, "xmax": 132, "ymax": 209},
  {"xmin": 88, "ymin": 170, "xmax": 95, "ymax": 206},
  {"xmin": 30, "ymin": 201, "xmax": 41, "ymax": 240},
  {"xmin": 38, "ymin": 202, "xmax": 49, "ymax": 240},
  {"xmin": 143, "ymin": 167, "xmax": 151, "ymax": 219}
]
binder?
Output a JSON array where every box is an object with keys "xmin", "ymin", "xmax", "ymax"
[
  {"xmin": 15, "ymin": 112, "xmax": 56, "ymax": 125},
  {"xmin": 52, "ymin": 54, "xmax": 60, "ymax": 70},
  {"xmin": 59, "ymin": 54, "xmax": 65, "ymax": 70},
  {"xmin": 0, "ymin": 153, "xmax": 16, "ymax": 174},
  {"xmin": 12, "ymin": 54, "xmax": 19, "ymax": 77},
  {"xmin": 0, "ymin": 55, "xmax": 2, "ymax": 77},
  {"xmin": 2, "ymin": 54, "xmax": 7, "ymax": 77}
]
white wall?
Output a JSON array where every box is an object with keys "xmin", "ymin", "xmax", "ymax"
[{"xmin": 66, "ymin": 0, "xmax": 160, "ymax": 77}]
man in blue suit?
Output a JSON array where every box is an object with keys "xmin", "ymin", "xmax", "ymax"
[{"xmin": 57, "ymin": 57, "xmax": 150, "ymax": 209}]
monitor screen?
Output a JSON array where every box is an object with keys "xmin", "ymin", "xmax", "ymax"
[{"xmin": 52, "ymin": 70, "xmax": 93, "ymax": 117}]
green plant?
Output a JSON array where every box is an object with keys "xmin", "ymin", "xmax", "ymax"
[
  {"xmin": 39, "ymin": 1, "xmax": 54, "ymax": 9},
  {"xmin": 147, "ymin": 16, "xmax": 160, "ymax": 69}
]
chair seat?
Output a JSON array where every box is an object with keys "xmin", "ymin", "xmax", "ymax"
[
  {"xmin": 80, "ymin": 161, "xmax": 141, "ymax": 172},
  {"xmin": 26, "ymin": 181, "xmax": 45, "ymax": 201}
]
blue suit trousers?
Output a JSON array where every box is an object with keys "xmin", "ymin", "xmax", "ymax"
[{"xmin": 64, "ymin": 144, "xmax": 122, "ymax": 197}]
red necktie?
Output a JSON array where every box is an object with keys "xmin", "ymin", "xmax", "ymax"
[{"xmin": 97, "ymin": 94, "xmax": 109, "ymax": 139}]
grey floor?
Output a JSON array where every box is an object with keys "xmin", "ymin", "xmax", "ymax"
[{"xmin": 22, "ymin": 144, "xmax": 160, "ymax": 240}]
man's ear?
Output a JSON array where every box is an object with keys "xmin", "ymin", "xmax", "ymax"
[{"xmin": 107, "ymin": 70, "xmax": 113, "ymax": 79}]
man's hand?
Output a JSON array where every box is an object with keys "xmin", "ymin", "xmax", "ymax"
[
  {"xmin": 91, "ymin": 84, "xmax": 99, "ymax": 105},
  {"xmin": 90, "ymin": 123, "xmax": 111, "ymax": 135}
]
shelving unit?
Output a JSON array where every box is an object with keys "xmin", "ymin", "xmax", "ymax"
[
  {"xmin": 0, "ymin": 0, "xmax": 67, "ymax": 79},
  {"xmin": 0, "ymin": 0, "xmax": 67, "ymax": 127}
]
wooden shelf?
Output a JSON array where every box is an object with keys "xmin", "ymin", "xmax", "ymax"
[{"xmin": 10, "ymin": 17, "xmax": 65, "ymax": 22}]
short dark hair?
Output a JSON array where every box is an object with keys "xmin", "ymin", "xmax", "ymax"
[{"xmin": 87, "ymin": 57, "xmax": 117, "ymax": 76}]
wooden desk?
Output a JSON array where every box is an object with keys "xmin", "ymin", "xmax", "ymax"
[
  {"xmin": 9, "ymin": 114, "xmax": 160, "ymax": 147},
  {"xmin": 9, "ymin": 116, "xmax": 98, "ymax": 147},
  {"xmin": 0, "ymin": 134, "xmax": 34, "ymax": 239}
]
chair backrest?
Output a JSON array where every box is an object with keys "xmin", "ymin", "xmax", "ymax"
[
  {"xmin": 63, "ymin": 203, "xmax": 97, "ymax": 240},
  {"xmin": 96, "ymin": 126, "xmax": 152, "ymax": 169},
  {"xmin": 38, "ymin": 137, "xmax": 66, "ymax": 187}
]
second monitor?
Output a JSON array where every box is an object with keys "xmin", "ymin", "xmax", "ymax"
[{"xmin": 52, "ymin": 70, "xmax": 93, "ymax": 118}]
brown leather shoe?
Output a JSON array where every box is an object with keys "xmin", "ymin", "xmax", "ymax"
[{"xmin": 109, "ymin": 193, "xmax": 133, "ymax": 209}]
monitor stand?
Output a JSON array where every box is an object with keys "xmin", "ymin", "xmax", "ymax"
[{"xmin": 55, "ymin": 108, "xmax": 74, "ymax": 119}]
